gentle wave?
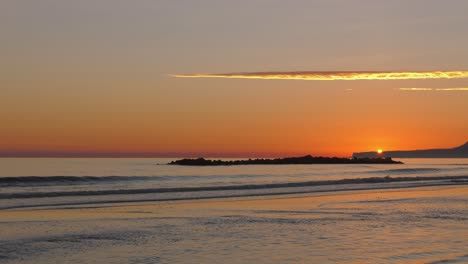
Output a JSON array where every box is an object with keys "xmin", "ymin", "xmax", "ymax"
[
  {"xmin": 369, "ymin": 168, "xmax": 445, "ymax": 174},
  {"xmin": 2, "ymin": 175, "xmax": 467, "ymax": 200},
  {"xmin": 0, "ymin": 175, "xmax": 156, "ymax": 187},
  {"xmin": 2, "ymin": 167, "xmax": 464, "ymax": 185},
  {"xmin": 0, "ymin": 174, "xmax": 293, "ymax": 187}
]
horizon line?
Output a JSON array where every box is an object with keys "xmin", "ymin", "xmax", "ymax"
[
  {"xmin": 0, "ymin": 152, "xmax": 352, "ymax": 159},
  {"xmin": 2, "ymin": 142, "xmax": 465, "ymax": 158}
]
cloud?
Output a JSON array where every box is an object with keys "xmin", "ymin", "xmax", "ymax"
[
  {"xmin": 170, "ymin": 70, "xmax": 468, "ymax": 81},
  {"xmin": 399, "ymin": 88, "xmax": 468, "ymax": 91}
]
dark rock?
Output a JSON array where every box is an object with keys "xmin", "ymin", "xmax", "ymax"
[{"xmin": 168, "ymin": 155, "xmax": 403, "ymax": 166}]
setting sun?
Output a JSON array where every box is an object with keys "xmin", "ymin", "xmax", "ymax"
[{"xmin": 377, "ymin": 149, "xmax": 383, "ymax": 154}]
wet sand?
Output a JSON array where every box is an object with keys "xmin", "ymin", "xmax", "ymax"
[{"xmin": 1, "ymin": 185, "xmax": 467, "ymax": 263}]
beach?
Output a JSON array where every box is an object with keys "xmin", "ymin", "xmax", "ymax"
[
  {"xmin": 3, "ymin": 2, "xmax": 468, "ymax": 263},
  {"xmin": 1, "ymin": 184, "xmax": 467, "ymax": 264}
]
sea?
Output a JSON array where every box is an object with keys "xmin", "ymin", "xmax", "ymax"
[{"xmin": 0, "ymin": 158, "xmax": 467, "ymax": 263}]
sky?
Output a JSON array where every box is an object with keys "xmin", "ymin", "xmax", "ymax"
[{"xmin": 1, "ymin": 0, "xmax": 468, "ymax": 157}]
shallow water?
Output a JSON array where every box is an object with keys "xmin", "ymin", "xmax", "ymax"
[{"xmin": 0, "ymin": 187, "xmax": 467, "ymax": 264}]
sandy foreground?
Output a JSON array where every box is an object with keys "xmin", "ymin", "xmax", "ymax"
[{"xmin": 1, "ymin": 185, "xmax": 467, "ymax": 264}]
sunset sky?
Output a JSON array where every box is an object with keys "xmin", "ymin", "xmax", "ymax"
[{"xmin": 1, "ymin": 0, "xmax": 468, "ymax": 157}]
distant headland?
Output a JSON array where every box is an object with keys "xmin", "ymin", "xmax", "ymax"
[
  {"xmin": 168, "ymin": 155, "xmax": 403, "ymax": 166},
  {"xmin": 353, "ymin": 142, "xmax": 468, "ymax": 158}
]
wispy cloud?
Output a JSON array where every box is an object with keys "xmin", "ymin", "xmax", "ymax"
[
  {"xmin": 399, "ymin": 88, "xmax": 468, "ymax": 91},
  {"xmin": 171, "ymin": 70, "xmax": 468, "ymax": 81}
]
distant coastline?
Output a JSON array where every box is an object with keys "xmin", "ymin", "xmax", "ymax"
[
  {"xmin": 353, "ymin": 142, "xmax": 468, "ymax": 158},
  {"xmin": 168, "ymin": 155, "xmax": 403, "ymax": 166}
]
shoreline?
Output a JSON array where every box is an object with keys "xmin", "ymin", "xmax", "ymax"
[
  {"xmin": 1, "ymin": 184, "xmax": 466, "ymax": 220},
  {"xmin": 2, "ymin": 179, "xmax": 467, "ymax": 211}
]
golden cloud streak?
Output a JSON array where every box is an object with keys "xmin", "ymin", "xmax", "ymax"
[
  {"xmin": 399, "ymin": 88, "xmax": 468, "ymax": 91},
  {"xmin": 171, "ymin": 71, "xmax": 468, "ymax": 81}
]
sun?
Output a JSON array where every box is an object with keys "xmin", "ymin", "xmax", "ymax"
[{"xmin": 377, "ymin": 149, "xmax": 383, "ymax": 154}]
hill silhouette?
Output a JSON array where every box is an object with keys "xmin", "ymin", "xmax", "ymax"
[{"xmin": 353, "ymin": 142, "xmax": 468, "ymax": 158}]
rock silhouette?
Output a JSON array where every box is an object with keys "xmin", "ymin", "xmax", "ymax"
[{"xmin": 169, "ymin": 155, "xmax": 403, "ymax": 166}]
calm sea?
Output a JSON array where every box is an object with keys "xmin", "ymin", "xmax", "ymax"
[{"xmin": 0, "ymin": 158, "xmax": 467, "ymax": 209}]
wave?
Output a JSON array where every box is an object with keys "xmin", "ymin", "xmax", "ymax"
[
  {"xmin": 368, "ymin": 168, "xmax": 446, "ymax": 174},
  {"xmin": 0, "ymin": 174, "xmax": 290, "ymax": 187},
  {"xmin": 1, "ymin": 175, "xmax": 467, "ymax": 200},
  {"xmin": 0, "ymin": 176, "xmax": 157, "ymax": 187},
  {"xmin": 3, "ymin": 166, "xmax": 467, "ymax": 187}
]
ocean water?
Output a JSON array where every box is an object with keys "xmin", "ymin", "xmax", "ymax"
[
  {"xmin": 0, "ymin": 158, "xmax": 467, "ymax": 263},
  {"xmin": 0, "ymin": 158, "xmax": 467, "ymax": 210}
]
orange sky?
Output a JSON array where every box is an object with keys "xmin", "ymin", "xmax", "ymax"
[
  {"xmin": 1, "ymin": 1, "xmax": 467, "ymax": 157},
  {"xmin": 2, "ymin": 77, "xmax": 467, "ymax": 157}
]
